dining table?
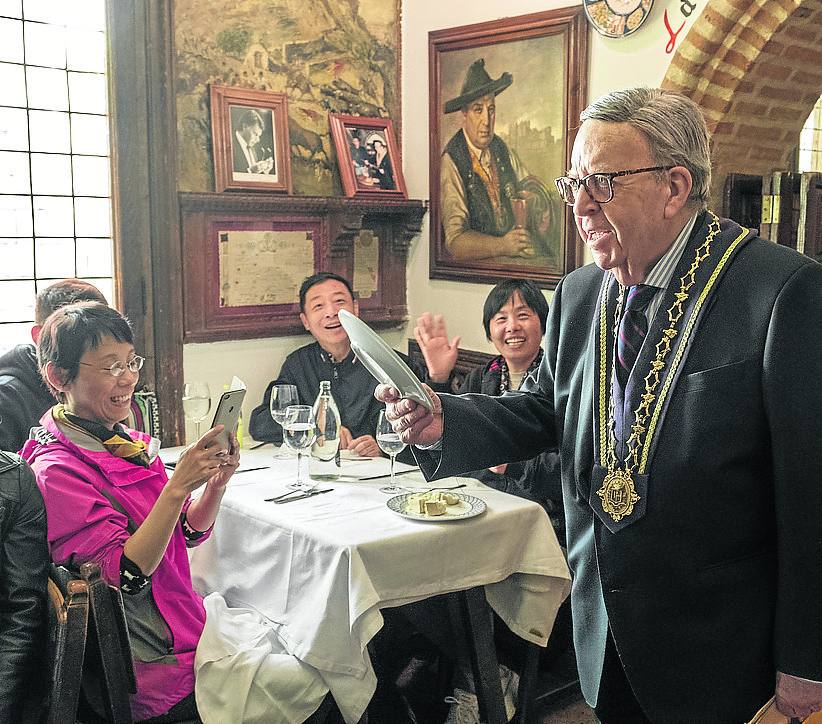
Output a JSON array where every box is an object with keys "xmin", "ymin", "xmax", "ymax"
[{"xmin": 163, "ymin": 444, "xmax": 571, "ymax": 723}]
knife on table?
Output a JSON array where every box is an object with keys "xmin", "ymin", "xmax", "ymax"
[
  {"xmin": 267, "ymin": 488, "xmax": 334, "ymax": 504},
  {"xmin": 350, "ymin": 467, "xmax": 420, "ymax": 482}
]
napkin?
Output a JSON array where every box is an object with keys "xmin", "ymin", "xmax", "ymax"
[{"xmin": 339, "ymin": 456, "xmax": 418, "ymax": 480}]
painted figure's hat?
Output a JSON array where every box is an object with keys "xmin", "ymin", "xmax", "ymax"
[{"xmin": 444, "ymin": 58, "xmax": 513, "ymax": 114}]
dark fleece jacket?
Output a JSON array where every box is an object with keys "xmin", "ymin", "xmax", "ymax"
[{"xmin": 0, "ymin": 345, "xmax": 54, "ymax": 453}]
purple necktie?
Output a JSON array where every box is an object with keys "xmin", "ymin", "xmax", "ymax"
[{"xmin": 616, "ymin": 284, "xmax": 657, "ymax": 389}]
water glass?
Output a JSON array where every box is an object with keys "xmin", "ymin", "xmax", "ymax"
[
  {"xmin": 269, "ymin": 384, "xmax": 298, "ymax": 457},
  {"xmin": 182, "ymin": 382, "xmax": 211, "ymax": 441},
  {"xmin": 282, "ymin": 405, "xmax": 316, "ymax": 490},
  {"xmin": 376, "ymin": 409, "xmax": 407, "ymax": 494}
]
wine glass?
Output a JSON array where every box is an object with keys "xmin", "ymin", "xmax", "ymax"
[
  {"xmin": 269, "ymin": 384, "xmax": 299, "ymax": 457},
  {"xmin": 182, "ymin": 382, "xmax": 211, "ymax": 441},
  {"xmin": 376, "ymin": 409, "xmax": 408, "ymax": 494},
  {"xmin": 282, "ymin": 405, "xmax": 316, "ymax": 491}
]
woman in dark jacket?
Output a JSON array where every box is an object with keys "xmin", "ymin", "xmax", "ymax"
[
  {"xmin": 414, "ymin": 279, "xmax": 572, "ymax": 688},
  {"xmin": 0, "ymin": 451, "xmax": 49, "ymax": 724},
  {"xmin": 415, "ymin": 279, "xmax": 564, "ymax": 540}
]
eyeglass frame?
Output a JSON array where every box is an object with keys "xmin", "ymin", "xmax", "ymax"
[
  {"xmin": 554, "ymin": 165, "xmax": 674, "ymax": 206},
  {"xmin": 78, "ymin": 354, "xmax": 146, "ymax": 378}
]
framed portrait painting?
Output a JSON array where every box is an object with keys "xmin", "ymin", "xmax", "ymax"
[
  {"xmin": 429, "ymin": 8, "xmax": 588, "ymax": 287},
  {"xmin": 210, "ymin": 85, "xmax": 292, "ymax": 193},
  {"xmin": 329, "ymin": 114, "xmax": 407, "ymax": 199}
]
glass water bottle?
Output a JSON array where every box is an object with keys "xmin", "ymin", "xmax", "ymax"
[{"xmin": 309, "ymin": 380, "xmax": 341, "ymax": 481}]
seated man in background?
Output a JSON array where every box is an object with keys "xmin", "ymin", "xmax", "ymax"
[
  {"xmin": 0, "ymin": 451, "xmax": 49, "ymax": 724},
  {"xmin": 249, "ymin": 271, "xmax": 451, "ymax": 456},
  {"xmin": 0, "ymin": 278, "xmax": 106, "ymax": 452}
]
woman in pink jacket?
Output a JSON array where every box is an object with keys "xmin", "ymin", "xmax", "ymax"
[{"xmin": 23, "ymin": 302, "xmax": 239, "ymax": 723}]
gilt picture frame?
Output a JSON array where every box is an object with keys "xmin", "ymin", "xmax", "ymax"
[
  {"xmin": 429, "ymin": 8, "xmax": 588, "ymax": 287},
  {"xmin": 210, "ymin": 84, "xmax": 292, "ymax": 193},
  {"xmin": 329, "ymin": 113, "xmax": 407, "ymax": 199}
]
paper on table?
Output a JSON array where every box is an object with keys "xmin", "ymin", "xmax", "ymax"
[{"xmin": 340, "ymin": 456, "xmax": 418, "ymax": 480}]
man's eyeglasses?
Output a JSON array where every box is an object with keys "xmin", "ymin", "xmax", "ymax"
[
  {"xmin": 554, "ymin": 166, "xmax": 674, "ymax": 206},
  {"xmin": 79, "ymin": 355, "xmax": 145, "ymax": 378}
]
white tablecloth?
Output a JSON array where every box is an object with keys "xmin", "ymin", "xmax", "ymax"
[{"xmin": 178, "ymin": 446, "xmax": 570, "ymax": 722}]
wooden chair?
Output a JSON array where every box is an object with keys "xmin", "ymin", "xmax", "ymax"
[
  {"xmin": 45, "ymin": 575, "xmax": 90, "ymax": 724},
  {"xmin": 78, "ymin": 561, "xmax": 137, "ymax": 724}
]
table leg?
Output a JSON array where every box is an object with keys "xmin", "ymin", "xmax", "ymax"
[
  {"xmin": 512, "ymin": 641, "xmax": 540, "ymax": 723},
  {"xmin": 456, "ymin": 587, "xmax": 508, "ymax": 724}
]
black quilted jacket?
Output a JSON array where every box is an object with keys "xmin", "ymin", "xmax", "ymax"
[{"xmin": 0, "ymin": 451, "xmax": 49, "ymax": 723}]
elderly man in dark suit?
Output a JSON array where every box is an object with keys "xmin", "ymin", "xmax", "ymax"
[{"xmin": 380, "ymin": 87, "xmax": 822, "ymax": 723}]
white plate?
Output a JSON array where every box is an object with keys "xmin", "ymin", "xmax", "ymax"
[
  {"xmin": 386, "ymin": 492, "xmax": 486, "ymax": 522},
  {"xmin": 339, "ymin": 309, "xmax": 432, "ymax": 411}
]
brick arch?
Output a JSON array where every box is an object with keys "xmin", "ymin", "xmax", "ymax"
[{"xmin": 661, "ymin": 0, "xmax": 822, "ymax": 208}]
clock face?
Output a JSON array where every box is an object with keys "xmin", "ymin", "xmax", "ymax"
[
  {"xmin": 606, "ymin": 0, "xmax": 643, "ymax": 12},
  {"xmin": 583, "ymin": 0, "xmax": 654, "ymax": 38}
]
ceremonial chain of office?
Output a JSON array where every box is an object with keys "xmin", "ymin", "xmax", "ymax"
[{"xmin": 596, "ymin": 212, "xmax": 723, "ymax": 523}]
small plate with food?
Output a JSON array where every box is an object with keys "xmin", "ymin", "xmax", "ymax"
[{"xmin": 386, "ymin": 490, "xmax": 486, "ymax": 522}]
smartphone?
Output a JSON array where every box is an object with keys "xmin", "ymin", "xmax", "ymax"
[{"xmin": 210, "ymin": 388, "xmax": 246, "ymax": 452}]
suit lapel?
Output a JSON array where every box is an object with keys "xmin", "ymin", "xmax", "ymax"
[
  {"xmin": 624, "ymin": 214, "xmax": 755, "ymax": 481},
  {"xmin": 590, "ymin": 213, "xmax": 754, "ymax": 533}
]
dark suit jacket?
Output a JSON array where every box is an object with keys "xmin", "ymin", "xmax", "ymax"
[
  {"xmin": 417, "ymin": 214, "xmax": 822, "ymax": 723},
  {"xmin": 232, "ymin": 135, "xmax": 253, "ymax": 173}
]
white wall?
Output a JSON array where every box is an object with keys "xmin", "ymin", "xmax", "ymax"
[{"xmin": 183, "ymin": 0, "xmax": 705, "ymax": 443}]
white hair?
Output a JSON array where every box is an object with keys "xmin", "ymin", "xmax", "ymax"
[{"xmin": 580, "ymin": 87, "xmax": 711, "ymax": 209}]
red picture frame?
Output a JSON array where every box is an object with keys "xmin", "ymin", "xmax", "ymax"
[
  {"xmin": 209, "ymin": 84, "xmax": 292, "ymax": 194},
  {"xmin": 329, "ymin": 113, "xmax": 407, "ymax": 199}
]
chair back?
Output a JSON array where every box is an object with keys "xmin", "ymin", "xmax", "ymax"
[
  {"xmin": 45, "ymin": 575, "xmax": 89, "ymax": 724},
  {"xmin": 80, "ymin": 561, "xmax": 137, "ymax": 724}
]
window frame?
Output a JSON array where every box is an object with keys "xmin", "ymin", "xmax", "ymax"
[{"xmin": 107, "ymin": 0, "xmax": 184, "ymax": 445}]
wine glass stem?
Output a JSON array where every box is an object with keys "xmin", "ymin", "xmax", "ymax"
[
  {"xmin": 297, "ymin": 452, "xmax": 302, "ymax": 486},
  {"xmin": 389, "ymin": 454, "xmax": 395, "ymax": 487},
  {"xmin": 195, "ymin": 420, "xmax": 201, "ymax": 440}
]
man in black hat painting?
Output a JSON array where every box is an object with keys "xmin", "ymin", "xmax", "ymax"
[{"xmin": 441, "ymin": 58, "xmax": 533, "ymax": 261}]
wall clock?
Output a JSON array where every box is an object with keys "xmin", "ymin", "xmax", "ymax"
[{"xmin": 583, "ymin": 0, "xmax": 654, "ymax": 38}]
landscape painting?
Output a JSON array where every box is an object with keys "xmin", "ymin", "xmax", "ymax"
[{"xmin": 175, "ymin": 0, "xmax": 401, "ymax": 196}]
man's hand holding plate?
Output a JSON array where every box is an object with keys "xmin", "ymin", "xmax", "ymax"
[{"xmin": 375, "ymin": 383, "xmax": 443, "ymax": 447}]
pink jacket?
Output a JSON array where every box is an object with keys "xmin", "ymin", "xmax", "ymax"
[{"xmin": 22, "ymin": 412, "xmax": 209, "ymax": 721}]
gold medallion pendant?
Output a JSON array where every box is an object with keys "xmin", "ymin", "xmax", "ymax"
[{"xmin": 597, "ymin": 469, "xmax": 640, "ymax": 522}]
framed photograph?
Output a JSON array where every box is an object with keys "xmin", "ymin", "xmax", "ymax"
[
  {"xmin": 209, "ymin": 85, "xmax": 292, "ymax": 193},
  {"xmin": 429, "ymin": 8, "xmax": 588, "ymax": 287},
  {"xmin": 329, "ymin": 114, "xmax": 407, "ymax": 199}
]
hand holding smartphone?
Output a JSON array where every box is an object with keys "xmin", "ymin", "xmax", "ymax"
[{"xmin": 209, "ymin": 388, "xmax": 246, "ymax": 452}]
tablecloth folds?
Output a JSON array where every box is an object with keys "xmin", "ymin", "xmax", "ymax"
[
  {"xmin": 195, "ymin": 593, "xmax": 328, "ymax": 724},
  {"xmin": 186, "ymin": 460, "xmax": 570, "ymax": 723}
]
